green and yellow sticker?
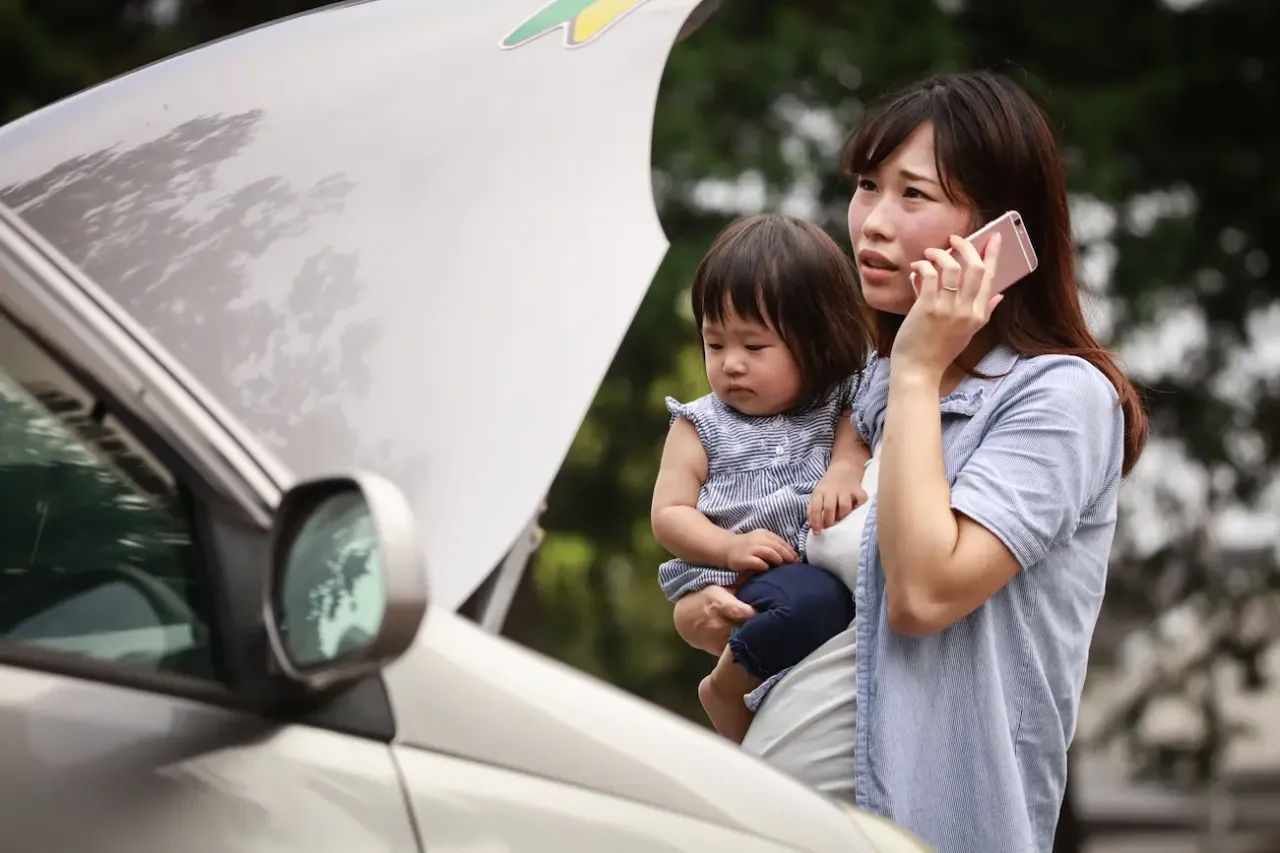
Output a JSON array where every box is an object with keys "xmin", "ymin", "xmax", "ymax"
[{"xmin": 502, "ymin": 0, "xmax": 654, "ymax": 49}]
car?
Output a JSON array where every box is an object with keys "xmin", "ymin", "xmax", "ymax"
[{"xmin": 0, "ymin": 0, "xmax": 932, "ymax": 850}]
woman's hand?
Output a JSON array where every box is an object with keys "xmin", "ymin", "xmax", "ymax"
[
  {"xmin": 673, "ymin": 585, "xmax": 757, "ymax": 656},
  {"xmin": 892, "ymin": 233, "xmax": 1003, "ymax": 381},
  {"xmin": 808, "ymin": 461, "xmax": 868, "ymax": 534}
]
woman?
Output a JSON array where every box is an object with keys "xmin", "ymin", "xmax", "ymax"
[{"xmin": 669, "ymin": 70, "xmax": 1147, "ymax": 853}]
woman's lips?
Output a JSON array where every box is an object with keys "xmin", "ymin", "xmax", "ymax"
[
  {"xmin": 857, "ymin": 248, "xmax": 899, "ymax": 282},
  {"xmin": 858, "ymin": 264, "xmax": 897, "ymax": 283}
]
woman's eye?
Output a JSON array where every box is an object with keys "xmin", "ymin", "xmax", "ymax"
[
  {"xmin": 856, "ymin": 178, "xmax": 878, "ymax": 192},
  {"xmin": 904, "ymin": 187, "xmax": 930, "ymax": 200}
]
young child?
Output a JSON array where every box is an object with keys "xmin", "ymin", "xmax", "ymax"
[{"xmin": 651, "ymin": 212, "xmax": 873, "ymax": 742}]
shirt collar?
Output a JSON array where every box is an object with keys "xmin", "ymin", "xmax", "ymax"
[{"xmin": 938, "ymin": 344, "xmax": 1021, "ymax": 417}]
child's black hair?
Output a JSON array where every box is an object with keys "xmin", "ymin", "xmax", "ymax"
[{"xmin": 692, "ymin": 212, "xmax": 872, "ymax": 407}]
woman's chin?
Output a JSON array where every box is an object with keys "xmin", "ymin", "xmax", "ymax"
[{"xmin": 860, "ymin": 285, "xmax": 913, "ymax": 316}]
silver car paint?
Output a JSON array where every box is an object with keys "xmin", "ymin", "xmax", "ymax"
[
  {"xmin": 0, "ymin": 202, "xmax": 281, "ymax": 528},
  {"xmin": 387, "ymin": 605, "xmax": 880, "ymax": 853},
  {"xmin": 398, "ymin": 746, "xmax": 809, "ymax": 853},
  {"xmin": 0, "ymin": 0, "xmax": 685, "ymax": 611},
  {"xmin": 0, "ymin": 659, "xmax": 420, "ymax": 853}
]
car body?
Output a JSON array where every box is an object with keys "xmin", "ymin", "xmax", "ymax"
[{"xmin": 0, "ymin": 0, "xmax": 932, "ymax": 850}]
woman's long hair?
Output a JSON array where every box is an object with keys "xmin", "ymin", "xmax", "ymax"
[{"xmin": 842, "ymin": 71, "xmax": 1148, "ymax": 475}]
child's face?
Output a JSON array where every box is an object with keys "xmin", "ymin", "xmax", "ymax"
[{"xmin": 702, "ymin": 308, "xmax": 803, "ymax": 416}]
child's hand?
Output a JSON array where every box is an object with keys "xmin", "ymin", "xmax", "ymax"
[
  {"xmin": 724, "ymin": 529, "xmax": 799, "ymax": 572},
  {"xmin": 808, "ymin": 463, "xmax": 868, "ymax": 535}
]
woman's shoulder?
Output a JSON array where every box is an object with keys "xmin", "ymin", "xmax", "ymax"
[
  {"xmin": 989, "ymin": 354, "xmax": 1126, "ymax": 477},
  {"xmin": 851, "ymin": 353, "xmax": 888, "ymax": 441},
  {"xmin": 1003, "ymin": 353, "xmax": 1120, "ymax": 410},
  {"xmin": 857, "ymin": 353, "xmax": 888, "ymax": 389}
]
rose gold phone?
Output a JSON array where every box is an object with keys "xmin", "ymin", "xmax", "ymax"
[{"xmin": 910, "ymin": 210, "xmax": 1038, "ymax": 295}]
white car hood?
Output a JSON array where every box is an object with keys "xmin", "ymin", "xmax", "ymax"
[{"xmin": 0, "ymin": 0, "xmax": 708, "ymax": 610}]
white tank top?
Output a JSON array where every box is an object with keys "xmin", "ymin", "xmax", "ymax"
[
  {"xmin": 743, "ymin": 445, "xmax": 877, "ymax": 798},
  {"xmin": 805, "ymin": 443, "xmax": 880, "ymax": 591}
]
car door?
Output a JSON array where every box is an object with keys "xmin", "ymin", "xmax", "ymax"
[{"xmin": 0, "ymin": 210, "xmax": 421, "ymax": 853}]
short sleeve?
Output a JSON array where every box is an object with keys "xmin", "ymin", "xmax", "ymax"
[
  {"xmin": 949, "ymin": 358, "xmax": 1124, "ymax": 570},
  {"xmin": 666, "ymin": 395, "xmax": 719, "ymax": 458}
]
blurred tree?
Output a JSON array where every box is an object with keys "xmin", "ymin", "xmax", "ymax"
[
  {"xmin": 0, "ymin": 0, "xmax": 162, "ymax": 122},
  {"xmin": 0, "ymin": 1, "xmax": 329, "ymax": 123}
]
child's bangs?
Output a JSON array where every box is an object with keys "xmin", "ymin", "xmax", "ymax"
[{"xmin": 696, "ymin": 253, "xmax": 783, "ymax": 335}]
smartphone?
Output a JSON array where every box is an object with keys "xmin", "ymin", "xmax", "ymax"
[{"xmin": 910, "ymin": 210, "xmax": 1038, "ymax": 296}]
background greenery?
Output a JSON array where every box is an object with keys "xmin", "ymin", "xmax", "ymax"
[{"xmin": 2, "ymin": 0, "xmax": 1276, "ymax": 849}]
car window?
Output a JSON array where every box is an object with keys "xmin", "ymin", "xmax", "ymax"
[{"xmin": 0, "ymin": 312, "xmax": 218, "ymax": 681}]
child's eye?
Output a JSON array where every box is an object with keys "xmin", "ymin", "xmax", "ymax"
[
  {"xmin": 706, "ymin": 343, "xmax": 724, "ymax": 350},
  {"xmin": 745, "ymin": 344, "xmax": 767, "ymax": 352}
]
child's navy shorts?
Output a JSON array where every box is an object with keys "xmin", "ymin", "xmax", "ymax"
[{"xmin": 728, "ymin": 562, "xmax": 855, "ymax": 681}]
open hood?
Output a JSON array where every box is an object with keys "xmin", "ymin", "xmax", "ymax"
[{"xmin": 0, "ymin": 0, "xmax": 718, "ymax": 610}]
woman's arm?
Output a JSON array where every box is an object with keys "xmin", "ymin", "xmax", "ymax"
[
  {"xmin": 872, "ymin": 231, "xmax": 1021, "ymax": 636},
  {"xmin": 651, "ymin": 417, "xmax": 736, "ymax": 567},
  {"xmin": 673, "ymin": 585, "xmax": 757, "ymax": 656},
  {"xmin": 877, "ymin": 370, "xmax": 1019, "ymax": 635},
  {"xmin": 877, "ymin": 359, "xmax": 1120, "ymax": 636}
]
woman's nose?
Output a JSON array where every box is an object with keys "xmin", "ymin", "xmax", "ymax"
[{"xmin": 860, "ymin": 199, "xmax": 893, "ymax": 241}]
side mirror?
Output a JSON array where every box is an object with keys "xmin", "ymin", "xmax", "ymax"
[{"xmin": 264, "ymin": 472, "xmax": 427, "ymax": 692}]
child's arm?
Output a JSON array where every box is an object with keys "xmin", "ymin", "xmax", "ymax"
[
  {"xmin": 831, "ymin": 408, "xmax": 872, "ymax": 470},
  {"xmin": 652, "ymin": 417, "xmax": 798, "ymax": 570},
  {"xmin": 808, "ymin": 409, "xmax": 872, "ymax": 533}
]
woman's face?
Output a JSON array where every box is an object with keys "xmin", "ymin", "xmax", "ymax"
[{"xmin": 847, "ymin": 122, "xmax": 976, "ymax": 316}]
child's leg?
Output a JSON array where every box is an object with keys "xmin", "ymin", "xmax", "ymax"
[
  {"xmin": 700, "ymin": 565, "xmax": 853, "ymax": 744},
  {"xmin": 698, "ymin": 645, "xmax": 758, "ymax": 743},
  {"xmin": 730, "ymin": 563, "xmax": 855, "ymax": 679}
]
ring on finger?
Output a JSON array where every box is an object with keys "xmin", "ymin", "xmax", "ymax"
[{"xmin": 941, "ymin": 282, "xmax": 960, "ymax": 292}]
